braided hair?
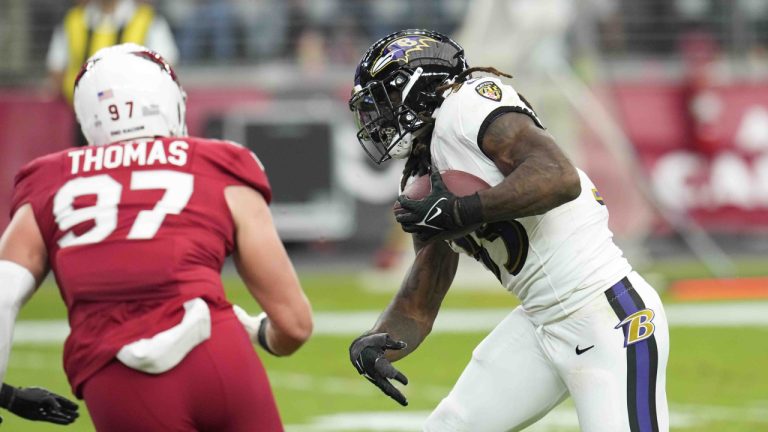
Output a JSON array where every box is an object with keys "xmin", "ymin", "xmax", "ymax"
[{"xmin": 400, "ymin": 66, "xmax": 515, "ymax": 190}]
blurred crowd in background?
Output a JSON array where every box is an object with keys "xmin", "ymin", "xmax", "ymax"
[{"xmin": 2, "ymin": 0, "xmax": 768, "ymax": 78}]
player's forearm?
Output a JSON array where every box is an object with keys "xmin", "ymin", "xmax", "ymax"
[
  {"xmin": 371, "ymin": 240, "xmax": 458, "ymax": 361},
  {"xmin": 371, "ymin": 308, "xmax": 429, "ymax": 361},
  {"xmin": 478, "ymin": 156, "xmax": 580, "ymax": 222},
  {"xmin": 263, "ymin": 299, "xmax": 313, "ymax": 356},
  {"xmin": 265, "ymin": 327, "xmax": 307, "ymax": 357}
]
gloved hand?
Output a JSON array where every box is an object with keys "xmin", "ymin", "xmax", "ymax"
[
  {"xmin": 233, "ymin": 305, "xmax": 277, "ymax": 356},
  {"xmin": 395, "ymin": 169, "xmax": 483, "ymax": 242},
  {"xmin": 349, "ymin": 333, "xmax": 409, "ymax": 406},
  {"xmin": 0, "ymin": 384, "xmax": 79, "ymax": 425}
]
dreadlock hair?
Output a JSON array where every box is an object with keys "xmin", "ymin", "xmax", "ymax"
[
  {"xmin": 400, "ymin": 117, "xmax": 436, "ymax": 190},
  {"xmin": 400, "ymin": 66, "xmax": 514, "ymax": 190}
]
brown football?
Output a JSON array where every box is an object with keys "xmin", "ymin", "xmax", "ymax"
[
  {"xmin": 402, "ymin": 170, "xmax": 491, "ymax": 200},
  {"xmin": 395, "ymin": 170, "xmax": 491, "ymax": 241}
]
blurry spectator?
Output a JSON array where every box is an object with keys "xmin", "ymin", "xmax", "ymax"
[
  {"xmin": 46, "ymin": 0, "xmax": 178, "ymax": 147},
  {"xmin": 47, "ymin": 0, "xmax": 178, "ymax": 103},
  {"xmin": 289, "ymin": 0, "xmax": 338, "ymax": 68},
  {"xmin": 363, "ymin": 0, "xmax": 467, "ymax": 41},
  {"xmin": 674, "ymin": 0, "xmax": 712, "ymax": 21},
  {"xmin": 680, "ymin": 27, "xmax": 722, "ymax": 156},
  {"xmin": 455, "ymin": 0, "xmax": 575, "ymax": 72},
  {"xmin": 235, "ymin": 0, "xmax": 289, "ymax": 60},
  {"xmin": 178, "ymin": 0, "xmax": 237, "ymax": 62},
  {"xmin": 738, "ymin": 0, "xmax": 768, "ymax": 76},
  {"xmin": 296, "ymin": 29, "xmax": 329, "ymax": 73},
  {"xmin": 568, "ymin": 0, "xmax": 621, "ymax": 81},
  {"xmin": 291, "ymin": 0, "xmax": 340, "ymax": 37},
  {"xmin": 619, "ymin": 0, "xmax": 681, "ymax": 53}
]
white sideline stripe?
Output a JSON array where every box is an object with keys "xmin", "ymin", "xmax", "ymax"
[
  {"xmin": 284, "ymin": 402, "xmax": 768, "ymax": 431},
  {"xmin": 12, "ymin": 301, "xmax": 768, "ymax": 344},
  {"xmin": 268, "ymin": 371, "xmax": 768, "ymax": 431},
  {"xmin": 268, "ymin": 371, "xmax": 450, "ymax": 401}
]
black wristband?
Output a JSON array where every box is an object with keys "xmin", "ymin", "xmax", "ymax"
[
  {"xmin": 257, "ymin": 315, "xmax": 278, "ymax": 356},
  {"xmin": 0, "ymin": 384, "xmax": 16, "ymax": 409},
  {"xmin": 455, "ymin": 193, "xmax": 484, "ymax": 226}
]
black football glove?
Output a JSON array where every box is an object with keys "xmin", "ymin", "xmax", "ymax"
[
  {"xmin": 349, "ymin": 333, "xmax": 409, "ymax": 406},
  {"xmin": 395, "ymin": 169, "xmax": 483, "ymax": 242},
  {"xmin": 0, "ymin": 384, "xmax": 79, "ymax": 425}
]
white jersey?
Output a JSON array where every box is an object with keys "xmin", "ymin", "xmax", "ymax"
[{"xmin": 429, "ymin": 76, "xmax": 632, "ymax": 324}]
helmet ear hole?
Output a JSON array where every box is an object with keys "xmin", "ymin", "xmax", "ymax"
[{"xmin": 391, "ymin": 71, "xmax": 410, "ymax": 89}]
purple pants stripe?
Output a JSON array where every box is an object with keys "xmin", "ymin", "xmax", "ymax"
[{"xmin": 607, "ymin": 279, "xmax": 659, "ymax": 432}]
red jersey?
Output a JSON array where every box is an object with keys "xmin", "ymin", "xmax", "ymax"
[{"xmin": 10, "ymin": 137, "xmax": 271, "ymax": 396}]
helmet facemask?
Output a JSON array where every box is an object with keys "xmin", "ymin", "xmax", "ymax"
[
  {"xmin": 350, "ymin": 29, "xmax": 468, "ymax": 163},
  {"xmin": 350, "ymin": 67, "xmax": 445, "ymax": 164}
]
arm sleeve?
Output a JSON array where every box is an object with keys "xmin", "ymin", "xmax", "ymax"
[
  {"xmin": 9, "ymin": 157, "xmax": 59, "ymax": 248},
  {"xmin": 10, "ymin": 162, "xmax": 41, "ymax": 219},
  {"xmin": 0, "ymin": 261, "xmax": 36, "ymax": 385}
]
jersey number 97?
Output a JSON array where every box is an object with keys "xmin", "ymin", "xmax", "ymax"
[{"xmin": 53, "ymin": 170, "xmax": 194, "ymax": 248}]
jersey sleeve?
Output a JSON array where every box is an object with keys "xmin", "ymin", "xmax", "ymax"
[
  {"xmin": 10, "ymin": 158, "xmax": 50, "ymax": 218},
  {"xmin": 201, "ymin": 141, "xmax": 273, "ymax": 204},
  {"xmin": 456, "ymin": 77, "xmax": 545, "ymax": 148}
]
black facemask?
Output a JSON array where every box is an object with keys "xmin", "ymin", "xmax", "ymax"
[{"xmin": 349, "ymin": 70, "xmax": 429, "ymax": 164}]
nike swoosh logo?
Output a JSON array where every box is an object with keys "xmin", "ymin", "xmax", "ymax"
[
  {"xmin": 426, "ymin": 204, "xmax": 443, "ymax": 222},
  {"xmin": 575, "ymin": 345, "xmax": 595, "ymax": 355},
  {"xmin": 416, "ymin": 198, "xmax": 448, "ymax": 230}
]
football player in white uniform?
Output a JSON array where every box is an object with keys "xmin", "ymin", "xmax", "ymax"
[{"xmin": 348, "ymin": 29, "xmax": 669, "ymax": 432}]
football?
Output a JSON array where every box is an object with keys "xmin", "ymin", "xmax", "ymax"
[
  {"xmin": 395, "ymin": 170, "xmax": 490, "ymax": 241},
  {"xmin": 402, "ymin": 170, "xmax": 491, "ymax": 200}
]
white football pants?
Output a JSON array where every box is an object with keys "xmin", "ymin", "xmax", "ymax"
[{"xmin": 423, "ymin": 271, "xmax": 669, "ymax": 432}]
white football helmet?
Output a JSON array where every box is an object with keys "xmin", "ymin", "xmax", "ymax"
[{"xmin": 73, "ymin": 43, "xmax": 187, "ymax": 146}]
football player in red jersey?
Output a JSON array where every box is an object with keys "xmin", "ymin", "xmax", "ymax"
[{"xmin": 0, "ymin": 43, "xmax": 312, "ymax": 431}]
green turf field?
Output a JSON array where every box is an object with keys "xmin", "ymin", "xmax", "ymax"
[{"xmin": 4, "ymin": 258, "xmax": 768, "ymax": 431}]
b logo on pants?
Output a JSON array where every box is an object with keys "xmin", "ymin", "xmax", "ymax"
[{"xmin": 616, "ymin": 308, "xmax": 655, "ymax": 347}]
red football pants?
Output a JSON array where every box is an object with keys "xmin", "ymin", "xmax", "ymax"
[{"xmin": 82, "ymin": 312, "xmax": 284, "ymax": 432}]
